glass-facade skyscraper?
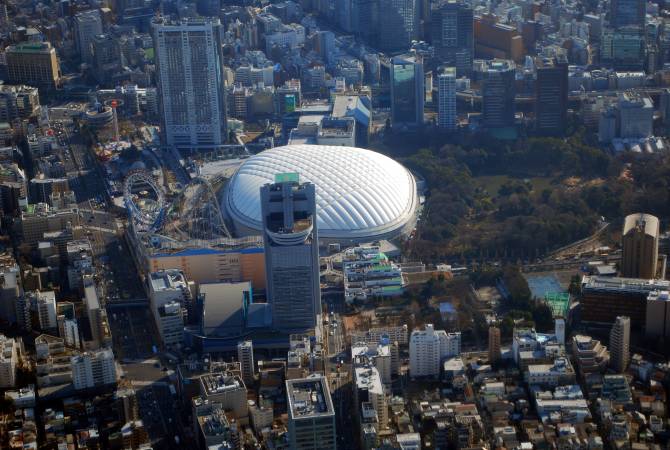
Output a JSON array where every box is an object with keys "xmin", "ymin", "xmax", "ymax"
[
  {"xmin": 431, "ymin": 0, "xmax": 474, "ymax": 77},
  {"xmin": 390, "ymin": 54, "xmax": 424, "ymax": 129},
  {"xmin": 475, "ymin": 59, "xmax": 516, "ymax": 129},
  {"xmin": 378, "ymin": 0, "xmax": 418, "ymax": 52}
]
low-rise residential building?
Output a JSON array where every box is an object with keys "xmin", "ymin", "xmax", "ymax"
[
  {"xmin": 526, "ymin": 358, "xmax": 577, "ymax": 387},
  {"xmin": 572, "ymin": 334, "xmax": 610, "ymax": 377}
]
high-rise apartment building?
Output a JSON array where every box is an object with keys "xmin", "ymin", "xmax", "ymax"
[
  {"xmin": 476, "ymin": 59, "xmax": 516, "ymax": 129},
  {"xmin": 5, "ymin": 42, "xmax": 62, "ymax": 91},
  {"xmin": 238, "ymin": 340, "xmax": 255, "ymax": 386},
  {"xmin": 610, "ymin": 0, "xmax": 645, "ymax": 30},
  {"xmin": 488, "ymin": 326, "xmax": 501, "ymax": 364},
  {"xmin": 378, "ymin": 0, "xmax": 418, "ymax": 52},
  {"xmin": 0, "ymin": 334, "xmax": 18, "ymax": 388},
  {"xmin": 261, "ymin": 175, "xmax": 320, "ymax": 332},
  {"xmin": 286, "ymin": 375, "xmax": 336, "ymax": 450},
  {"xmin": 409, "ymin": 324, "xmax": 461, "ymax": 378},
  {"xmin": 437, "ymin": 67, "xmax": 457, "ymax": 131},
  {"xmin": 390, "ymin": 54, "xmax": 424, "ymax": 129},
  {"xmin": 622, "ymin": 213, "xmax": 660, "ymax": 279},
  {"xmin": 609, "ymin": 316, "xmax": 631, "ymax": 373},
  {"xmin": 74, "ymin": 9, "xmax": 104, "ymax": 64},
  {"xmin": 71, "ymin": 349, "xmax": 117, "ymax": 390},
  {"xmin": 354, "ymin": 366, "xmax": 389, "ymax": 430},
  {"xmin": 33, "ymin": 290, "xmax": 57, "ymax": 331},
  {"xmin": 152, "ymin": 18, "xmax": 227, "ymax": 151},
  {"xmin": 431, "ymin": 0, "xmax": 474, "ymax": 76},
  {"xmin": 535, "ymin": 56, "xmax": 568, "ymax": 135}
]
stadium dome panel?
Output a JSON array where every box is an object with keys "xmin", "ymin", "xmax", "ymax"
[{"xmin": 224, "ymin": 144, "xmax": 419, "ymax": 244}]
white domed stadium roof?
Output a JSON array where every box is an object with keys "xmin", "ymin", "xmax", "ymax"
[{"xmin": 225, "ymin": 145, "xmax": 418, "ymax": 242}]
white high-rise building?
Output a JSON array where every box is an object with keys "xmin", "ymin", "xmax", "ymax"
[
  {"xmin": 238, "ymin": 340, "xmax": 255, "ymax": 386},
  {"xmin": 74, "ymin": 9, "xmax": 103, "ymax": 64},
  {"xmin": 61, "ymin": 318, "xmax": 81, "ymax": 349},
  {"xmin": 0, "ymin": 334, "xmax": 18, "ymax": 388},
  {"xmin": 152, "ymin": 18, "xmax": 227, "ymax": 151},
  {"xmin": 71, "ymin": 349, "xmax": 116, "ymax": 390},
  {"xmin": 555, "ymin": 317, "xmax": 566, "ymax": 345},
  {"xmin": 610, "ymin": 316, "xmax": 631, "ymax": 373},
  {"xmin": 437, "ymin": 67, "xmax": 457, "ymax": 131},
  {"xmin": 354, "ymin": 366, "xmax": 389, "ymax": 430},
  {"xmin": 409, "ymin": 324, "xmax": 460, "ymax": 378},
  {"xmin": 34, "ymin": 291, "xmax": 57, "ymax": 331}
]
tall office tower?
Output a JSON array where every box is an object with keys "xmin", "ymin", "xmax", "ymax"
[
  {"xmin": 286, "ymin": 376, "xmax": 336, "ymax": 450},
  {"xmin": 610, "ymin": 0, "xmax": 645, "ymax": 30},
  {"xmin": 261, "ymin": 175, "xmax": 320, "ymax": 332},
  {"xmin": 390, "ymin": 54, "xmax": 424, "ymax": 129},
  {"xmin": 609, "ymin": 316, "xmax": 631, "ymax": 373},
  {"xmin": 409, "ymin": 324, "xmax": 460, "ymax": 378},
  {"xmin": 237, "ymin": 340, "xmax": 255, "ymax": 386},
  {"xmin": 535, "ymin": 55, "xmax": 568, "ymax": 135},
  {"xmin": 378, "ymin": 0, "xmax": 418, "ymax": 52},
  {"xmin": 92, "ymin": 34, "xmax": 123, "ymax": 84},
  {"xmin": 622, "ymin": 213, "xmax": 660, "ymax": 279},
  {"xmin": 74, "ymin": 9, "xmax": 104, "ymax": 64},
  {"xmin": 488, "ymin": 326, "xmax": 501, "ymax": 364},
  {"xmin": 431, "ymin": 0, "xmax": 474, "ymax": 76},
  {"xmin": 352, "ymin": 0, "xmax": 379, "ymax": 45},
  {"xmin": 152, "ymin": 18, "xmax": 227, "ymax": 152},
  {"xmin": 476, "ymin": 59, "xmax": 516, "ymax": 129},
  {"xmin": 6, "ymin": 42, "xmax": 62, "ymax": 91},
  {"xmin": 437, "ymin": 67, "xmax": 456, "ymax": 131}
]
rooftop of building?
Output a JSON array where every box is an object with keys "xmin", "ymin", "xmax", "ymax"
[
  {"xmin": 355, "ymin": 366, "xmax": 384, "ymax": 394},
  {"xmin": 648, "ymin": 290, "xmax": 670, "ymax": 301},
  {"xmin": 527, "ymin": 358, "xmax": 574, "ymax": 374},
  {"xmin": 286, "ymin": 375, "xmax": 334, "ymax": 419},
  {"xmin": 582, "ymin": 275, "xmax": 670, "ymax": 292},
  {"xmin": 196, "ymin": 404, "xmax": 235, "ymax": 438},
  {"xmin": 201, "ymin": 373, "xmax": 245, "ymax": 396},
  {"xmin": 149, "ymin": 269, "xmax": 188, "ymax": 292},
  {"xmin": 7, "ymin": 42, "xmax": 55, "ymax": 53},
  {"xmin": 623, "ymin": 212, "xmax": 659, "ymax": 237}
]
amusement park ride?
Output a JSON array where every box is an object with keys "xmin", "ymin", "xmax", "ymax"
[{"xmin": 123, "ymin": 169, "xmax": 233, "ymax": 245}]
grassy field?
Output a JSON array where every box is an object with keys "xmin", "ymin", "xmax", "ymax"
[{"xmin": 472, "ymin": 175, "xmax": 554, "ymax": 197}]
